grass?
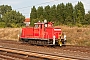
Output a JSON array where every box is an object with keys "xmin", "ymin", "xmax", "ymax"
[
  {"xmin": 0, "ymin": 28, "xmax": 20, "ymax": 41},
  {"xmin": 0, "ymin": 25, "xmax": 90, "ymax": 46},
  {"xmin": 57, "ymin": 25, "xmax": 90, "ymax": 46}
]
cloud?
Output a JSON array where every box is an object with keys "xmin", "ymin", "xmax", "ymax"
[
  {"xmin": 0, "ymin": 0, "xmax": 90, "ymax": 17},
  {"xmin": 0, "ymin": 0, "xmax": 22, "ymax": 5}
]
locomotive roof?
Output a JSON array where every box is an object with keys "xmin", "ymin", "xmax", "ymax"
[
  {"xmin": 34, "ymin": 22, "xmax": 53, "ymax": 25},
  {"xmin": 34, "ymin": 22, "xmax": 45, "ymax": 25}
]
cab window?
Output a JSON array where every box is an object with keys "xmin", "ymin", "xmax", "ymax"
[{"xmin": 35, "ymin": 24, "xmax": 39, "ymax": 28}]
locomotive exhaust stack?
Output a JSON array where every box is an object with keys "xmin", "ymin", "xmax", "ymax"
[{"xmin": 19, "ymin": 20, "xmax": 66, "ymax": 46}]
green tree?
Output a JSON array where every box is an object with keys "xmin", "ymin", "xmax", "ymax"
[
  {"xmin": 0, "ymin": 5, "xmax": 12, "ymax": 24},
  {"xmin": 74, "ymin": 1, "xmax": 85, "ymax": 24},
  {"xmin": 65, "ymin": 3, "xmax": 74, "ymax": 25},
  {"xmin": 30, "ymin": 6, "xmax": 37, "ymax": 26},
  {"xmin": 37, "ymin": 6, "xmax": 44, "ymax": 21},
  {"xmin": 2, "ymin": 10, "xmax": 25, "ymax": 27},
  {"xmin": 84, "ymin": 11, "xmax": 90, "ymax": 24},
  {"xmin": 57, "ymin": 4, "xmax": 63, "ymax": 25},
  {"xmin": 30, "ymin": 6, "xmax": 37, "ymax": 19},
  {"xmin": 58, "ymin": 3, "xmax": 66, "ymax": 24},
  {"xmin": 0, "ymin": 14, "xmax": 2, "ymax": 22},
  {"xmin": 50, "ymin": 5, "xmax": 57, "ymax": 22},
  {"xmin": 43, "ymin": 5, "xmax": 51, "ymax": 21},
  {"xmin": 30, "ymin": 2, "xmax": 86, "ymax": 26},
  {"xmin": 0, "ymin": 5, "xmax": 12, "ymax": 15}
]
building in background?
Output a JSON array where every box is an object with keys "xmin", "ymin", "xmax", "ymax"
[{"xmin": 24, "ymin": 18, "xmax": 30, "ymax": 26}]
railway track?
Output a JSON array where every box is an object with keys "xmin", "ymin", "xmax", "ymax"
[
  {"xmin": 0, "ymin": 47, "xmax": 42, "ymax": 60},
  {"xmin": 0, "ymin": 40, "xmax": 90, "ymax": 60},
  {"xmin": 0, "ymin": 39, "xmax": 90, "ymax": 53},
  {"xmin": 0, "ymin": 46, "xmax": 84, "ymax": 60}
]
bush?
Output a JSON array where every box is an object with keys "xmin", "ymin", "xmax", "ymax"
[
  {"xmin": 0, "ymin": 22, "xmax": 5, "ymax": 28},
  {"xmin": 76, "ymin": 23, "xmax": 82, "ymax": 27}
]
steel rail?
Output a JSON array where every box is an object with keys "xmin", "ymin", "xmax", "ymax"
[{"xmin": 0, "ymin": 46, "xmax": 85, "ymax": 60}]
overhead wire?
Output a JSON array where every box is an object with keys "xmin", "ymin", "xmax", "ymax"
[
  {"xmin": 15, "ymin": 0, "xmax": 59, "ymax": 17},
  {"xmin": 14, "ymin": 0, "xmax": 90, "ymax": 17},
  {"xmin": 16, "ymin": 0, "xmax": 58, "ymax": 10}
]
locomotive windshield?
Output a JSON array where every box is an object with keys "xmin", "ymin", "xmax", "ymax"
[{"xmin": 35, "ymin": 24, "xmax": 39, "ymax": 28}]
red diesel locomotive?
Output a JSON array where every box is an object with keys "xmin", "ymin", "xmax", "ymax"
[{"xmin": 19, "ymin": 21, "xmax": 66, "ymax": 46}]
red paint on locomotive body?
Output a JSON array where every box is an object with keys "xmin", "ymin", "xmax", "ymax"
[
  {"xmin": 21, "ymin": 22, "xmax": 61, "ymax": 40},
  {"xmin": 19, "ymin": 21, "xmax": 66, "ymax": 46}
]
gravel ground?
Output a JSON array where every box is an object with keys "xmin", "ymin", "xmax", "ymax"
[{"xmin": 0, "ymin": 40, "xmax": 90, "ymax": 60}]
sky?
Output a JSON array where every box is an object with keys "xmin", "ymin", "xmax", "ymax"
[{"xmin": 0, "ymin": 0, "xmax": 90, "ymax": 18}]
